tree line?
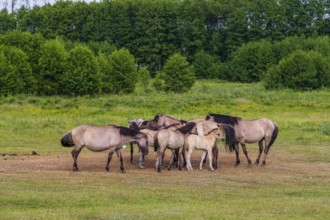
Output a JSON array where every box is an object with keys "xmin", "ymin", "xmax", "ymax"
[{"xmin": 0, "ymin": 0, "xmax": 330, "ymax": 95}]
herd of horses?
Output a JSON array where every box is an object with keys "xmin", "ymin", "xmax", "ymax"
[{"xmin": 61, "ymin": 113, "xmax": 279, "ymax": 173}]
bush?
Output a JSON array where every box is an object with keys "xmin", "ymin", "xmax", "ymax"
[
  {"xmin": 193, "ymin": 51, "xmax": 224, "ymax": 79},
  {"xmin": 60, "ymin": 45, "xmax": 101, "ymax": 96},
  {"xmin": 0, "ymin": 45, "xmax": 35, "ymax": 96},
  {"xmin": 160, "ymin": 53, "xmax": 195, "ymax": 93},
  {"xmin": 37, "ymin": 39, "xmax": 68, "ymax": 95},
  {"xmin": 227, "ymin": 40, "xmax": 275, "ymax": 82},
  {"xmin": 264, "ymin": 50, "xmax": 330, "ymax": 90},
  {"xmin": 106, "ymin": 48, "xmax": 138, "ymax": 94}
]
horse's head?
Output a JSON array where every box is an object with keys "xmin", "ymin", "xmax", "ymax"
[
  {"xmin": 128, "ymin": 121, "xmax": 140, "ymax": 131},
  {"xmin": 137, "ymin": 133, "xmax": 149, "ymax": 156},
  {"xmin": 214, "ymin": 128, "xmax": 225, "ymax": 141}
]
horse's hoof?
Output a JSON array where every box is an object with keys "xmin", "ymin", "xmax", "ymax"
[
  {"xmin": 121, "ymin": 169, "xmax": 126, "ymax": 173},
  {"xmin": 262, "ymin": 161, "xmax": 266, "ymax": 166},
  {"xmin": 248, "ymin": 163, "xmax": 253, "ymax": 168},
  {"xmin": 138, "ymin": 165, "xmax": 145, "ymax": 169},
  {"xmin": 72, "ymin": 167, "xmax": 79, "ymax": 172}
]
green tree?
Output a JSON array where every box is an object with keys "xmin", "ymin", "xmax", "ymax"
[
  {"xmin": 107, "ymin": 48, "xmax": 138, "ymax": 94},
  {"xmin": 161, "ymin": 53, "xmax": 195, "ymax": 93},
  {"xmin": 37, "ymin": 39, "xmax": 69, "ymax": 95},
  {"xmin": 0, "ymin": 9, "xmax": 16, "ymax": 33},
  {"xmin": 61, "ymin": 45, "xmax": 101, "ymax": 96}
]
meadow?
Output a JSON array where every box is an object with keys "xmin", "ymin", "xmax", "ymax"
[{"xmin": 0, "ymin": 81, "xmax": 329, "ymax": 219}]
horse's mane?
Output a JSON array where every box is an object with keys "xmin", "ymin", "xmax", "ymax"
[
  {"xmin": 117, "ymin": 126, "xmax": 144, "ymax": 138},
  {"xmin": 178, "ymin": 122, "xmax": 196, "ymax": 134},
  {"xmin": 206, "ymin": 114, "xmax": 241, "ymax": 126}
]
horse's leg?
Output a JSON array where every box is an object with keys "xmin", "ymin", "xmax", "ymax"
[
  {"xmin": 262, "ymin": 138, "xmax": 272, "ymax": 166},
  {"xmin": 167, "ymin": 149, "xmax": 176, "ymax": 170},
  {"xmin": 185, "ymin": 148, "xmax": 192, "ymax": 170},
  {"xmin": 212, "ymin": 143, "xmax": 219, "ymax": 169},
  {"xmin": 116, "ymin": 149, "xmax": 125, "ymax": 173},
  {"xmin": 71, "ymin": 147, "xmax": 83, "ymax": 171},
  {"xmin": 178, "ymin": 147, "xmax": 183, "ymax": 171},
  {"xmin": 203, "ymin": 151, "xmax": 207, "ymax": 165},
  {"xmin": 138, "ymin": 153, "xmax": 145, "ymax": 169},
  {"xmin": 200, "ymin": 151, "xmax": 207, "ymax": 170},
  {"xmin": 207, "ymin": 148, "xmax": 214, "ymax": 171},
  {"xmin": 234, "ymin": 143, "xmax": 240, "ymax": 166},
  {"xmin": 241, "ymin": 143, "xmax": 252, "ymax": 167},
  {"xmin": 105, "ymin": 148, "xmax": 116, "ymax": 172},
  {"xmin": 130, "ymin": 143, "xmax": 134, "ymax": 163},
  {"xmin": 156, "ymin": 150, "xmax": 164, "ymax": 172},
  {"xmin": 255, "ymin": 140, "xmax": 264, "ymax": 165}
]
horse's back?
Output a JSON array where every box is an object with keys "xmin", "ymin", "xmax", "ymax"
[
  {"xmin": 71, "ymin": 125, "xmax": 119, "ymax": 151},
  {"xmin": 240, "ymin": 118, "xmax": 276, "ymax": 143}
]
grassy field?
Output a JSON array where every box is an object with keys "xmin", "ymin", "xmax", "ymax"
[{"xmin": 0, "ymin": 81, "xmax": 329, "ymax": 219}]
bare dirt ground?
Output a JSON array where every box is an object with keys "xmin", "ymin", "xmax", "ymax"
[{"xmin": 1, "ymin": 149, "xmax": 329, "ymax": 182}]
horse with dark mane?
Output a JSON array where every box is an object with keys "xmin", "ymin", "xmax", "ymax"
[
  {"xmin": 61, "ymin": 125, "xmax": 148, "ymax": 173},
  {"xmin": 206, "ymin": 114, "xmax": 279, "ymax": 166}
]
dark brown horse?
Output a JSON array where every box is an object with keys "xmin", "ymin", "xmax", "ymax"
[
  {"xmin": 206, "ymin": 114, "xmax": 279, "ymax": 166},
  {"xmin": 61, "ymin": 125, "xmax": 148, "ymax": 173}
]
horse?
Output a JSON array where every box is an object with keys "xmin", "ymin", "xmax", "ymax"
[
  {"xmin": 185, "ymin": 127, "xmax": 226, "ymax": 171},
  {"xmin": 190, "ymin": 119, "xmax": 236, "ymax": 169},
  {"xmin": 148, "ymin": 113, "xmax": 187, "ymax": 130},
  {"xmin": 206, "ymin": 113, "xmax": 279, "ymax": 166},
  {"xmin": 154, "ymin": 122, "xmax": 197, "ymax": 172},
  {"xmin": 61, "ymin": 125, "xmax": 148, "ymax": 173}
]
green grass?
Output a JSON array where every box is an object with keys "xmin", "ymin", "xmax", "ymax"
[{"xmin": 0, "ymin": 81, "xmax": 329, "ymax": 219}]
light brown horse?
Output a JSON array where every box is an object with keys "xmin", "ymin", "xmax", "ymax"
[
  {"xmin": 185, "ymin": 128, "xmax": 225, "ymax": 171},
  {"xmin": 61, "ymin": 125, "xmax": 148, "ymax": 173},
  {"xmin": 148, "ymin": 113, "xmax": 187, "ymax": 130},
  {"xmin": 154, "ymin": 122, "xmax": 197, "ymax": 172},
  {"xmin": 206, "ymin": 114, "xmax": 279, "ymax": 166}
]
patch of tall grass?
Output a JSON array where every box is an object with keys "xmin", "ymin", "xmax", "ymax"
[{"xmin": 0, "ymin": 81, "xmax": 329, "ymax": 156}]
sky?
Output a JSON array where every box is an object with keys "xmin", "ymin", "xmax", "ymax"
[{"xmin": 1, "ymin": 0, "xmax": 100, "ymax": 13}]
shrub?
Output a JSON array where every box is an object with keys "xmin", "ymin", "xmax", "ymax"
[
  {"xmin": 264, "ymin": 50, "xmax": 330, "ymax": 90},
  {"xmin": 60, "ymin": 45, "xmax": 101, "ymax": 96},
  {"xmin": 0, "ymin": 45, "xmax": 35, "ymax": 96},
  {"xmin": 37, "ymin": 39, "xmax": 68, "ymax": 95},
  {"xmin": 227, "ymin": 40, "xmax": 275, "ymax": 82},
  {"xmin": 161, "ymin": 53, "xmax": 195, "ymax": 93},
  {"xmin": 106, "ymin": 48, "xmax": 138, "ymax": 94}
]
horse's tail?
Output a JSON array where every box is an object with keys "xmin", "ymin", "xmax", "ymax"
[
  {"xmin": 268, "ymin": 123, "xmax": 279, "ymax": 149},
  {"xmin": 219, "ymin": 124, "xmax": 236, "ymax": 152},
  {"xmin": 154, "ymin": 133, "xmax": 160, "ymax": 152},
  {"xmin": 61, "ymin": 132, "xmax": 74, "ymax": 147}
]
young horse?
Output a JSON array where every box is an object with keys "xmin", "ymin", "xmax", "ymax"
[
  {"xmin": 148, "ymin": 113, "xmax": 187, "ymax": 130},
  {"xmin": 190, "ymin": 119, "xmax": 236, "ymax": 168},
  {"xmin": 61, "ymin": 125, "xmax": 148, "ymax": 173},
  {"xmin": 185, "ymin": 128, "xmax": 226, "ymax": 171},
  {"xmin": 154, "ymin": 122, "xmax": 197, "ymax": 172},
  {"xmin": 206, "ymin": 114, "xmax": 279, "ymax": 166}
]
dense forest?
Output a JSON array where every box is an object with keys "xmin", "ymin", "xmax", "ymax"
[{"xmin": 0, "ymin": 0, "xmax": 330, "ymax": 96}]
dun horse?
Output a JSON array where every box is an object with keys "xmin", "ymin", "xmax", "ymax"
[
  {"xmin": 61, "ymin": 125, "xmax": 148, "ymax": 173},
  {"xmin": 154, "ymin": 122, "xmax": 197, "ymax": 172},
  {"xmin": 206, "ymin": 114, "xmax": 279, "ymax": 166},
  {"xmin": 185, "ymin": 127, "xmax": 227, "ymax": 171},
  {"xmin": 148, "ymin": 113, "xmax": 187, "ymax": 130}
]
